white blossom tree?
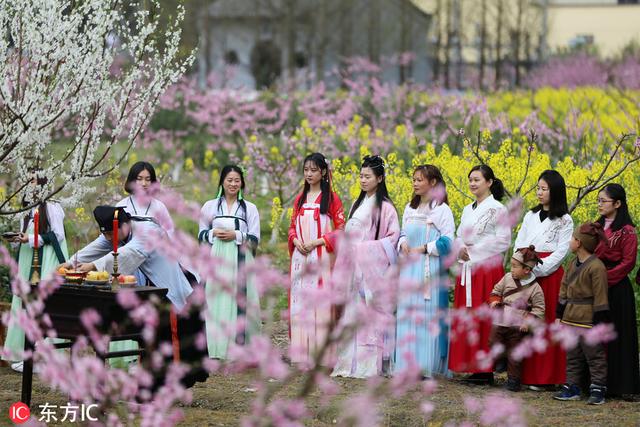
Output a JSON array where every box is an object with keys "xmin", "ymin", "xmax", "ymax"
[{"xmin": 0, "ymin": 0, "xmax": 193, "ymax": 215}]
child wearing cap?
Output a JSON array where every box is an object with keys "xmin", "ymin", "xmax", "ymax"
[
  {"xmin": 488, "ymin": 245, "xmax": 546, "ymax": 391},
  {"xmin": 553, "ymin": 222, "xmax": 610, "ymax": 405}
]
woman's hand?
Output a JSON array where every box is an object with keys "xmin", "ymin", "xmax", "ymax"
[
  {"xmin": 214, "ymin": 229, "xmax": 236, "ymax": 242},
  {"xmin": 77, "ymin": 262, "xmax": 96, "ymax": 273},
  {"xmin": 293, "ymin": 238, "xmax": 309, "ymax": 255},
  {"xmin": 399, "ymin": 242, "xmax": 410, "ymax": 256},
  {"xmin": 410, "ymin": 247, "xmax": 426, "ymax": 255},
  {"xmin": 17, "ymin": 232, "xmax": 29, "ymax": 244},
  {"xmin": 302, "ymin": 238, "xmax": 324, "ymax": 253},
  {"xmin": 458, "ymin": 246, "xmax": 470, "ymax": 261},
  {"xmin": 57, "ymin": 262, "xmax": 73, "ymax": 271}
]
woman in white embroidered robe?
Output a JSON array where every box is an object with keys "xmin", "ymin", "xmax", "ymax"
[
  {"xmin": 448, "ymin": 165, "xmax": 511, "ymax": 383},
  {"xmin": 516, "ymin": 170, "xmax": 573, "ymax": 387}
]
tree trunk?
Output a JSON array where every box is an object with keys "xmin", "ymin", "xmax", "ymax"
[
  {"xmin": 454, "ymin": 0, "xmax": 463, "ymax": 89},
  {"xmin": 514, "ymin": 0, "xmax": 524, "ymax": 87},
  {"xmin": 432, "ymin": 0, "xmax": 443, "ymax": 83},
  {"xmin": 339, "ymin": 1, "xmax": 352, "ymax": 88},
  {"xmin": 479, "ymin": 0, "xmax": 487, "ymax": 91},
  {"xmin": 399, "ymin": 0, "xmax": 411, "ymax": 84},
  {"xmin": 444, "ymin": 0, "xmax": 452, "ymax": 89},
  {"xmin": 495, "ymin": 0, "xmax": 504, "ymax": 90},
  {"xmin": 285, "ymin": 0, "xmax": 297, "ymax": 85},
  {"xmin": 315, "ymin": 0, "xmax": 328, "ymax": 83},
  {"xmin": 368, "ymin": 0, "xmax": 381, "ymax": 67}
]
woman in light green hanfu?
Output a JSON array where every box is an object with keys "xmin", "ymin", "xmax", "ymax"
[
  {"xmin": 198, "ymin": 165, "xmax": 261, "ymax": 359},
  {"xmin": 2, "ymin": 182, "xmax": 68, "ymax": 372}
]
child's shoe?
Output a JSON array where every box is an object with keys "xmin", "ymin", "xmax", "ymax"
[
  {"xmin": 553, "ymin": 384, "xmax": 581, "ymax": 401},
  {"xmin": 504, "ymin": 377, "xmax": 521, "ymax": 392},
  {"xmin": 586, "ymin": 384, "xmax": 606, "ymax": 405}
]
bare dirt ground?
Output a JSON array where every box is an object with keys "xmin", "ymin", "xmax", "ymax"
[{"xmin": 0, "ymin": 321, "xmax": 638, "ymax": 426}]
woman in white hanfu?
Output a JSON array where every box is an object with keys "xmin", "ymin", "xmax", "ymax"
[
  {"xmin": 516, "ymin": 170, "xmax": 573, "ymax": 388},
  {"xmin": 448, "ymin": 165, "xmax": 511, "ymax": 384},
  {"xmin": 199, "ymin": 165, "xmax": 261, "ymax": 360},
  {"xmin": 331, "ymin": 155, "xmax": 400, "ymax": 379}
]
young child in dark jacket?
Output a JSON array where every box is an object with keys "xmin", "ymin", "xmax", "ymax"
[
  {"xmin": 553, "ymin": 222, "xmax": 610, "ymax": 405},
  {"xmin": 488, "ymin": 246, "xmax": 546, "ymax": 392}
]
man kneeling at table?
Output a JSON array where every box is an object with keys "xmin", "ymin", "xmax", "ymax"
[{"xmin": 59, "ymin": 206, "xmax": 208, "ymax": 390}]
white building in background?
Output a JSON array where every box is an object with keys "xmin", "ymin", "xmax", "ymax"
[
  {"xmin": 545, "ymin": 0, "xmax": 640, "ymax": 57},
  {"xmin": 194, "ymin": 0, "xmax": 433, "ymax": 90}
]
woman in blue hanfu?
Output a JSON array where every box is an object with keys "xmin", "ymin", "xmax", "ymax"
[{"xmin": 395, "ymin": 165, "xmax": 454, "ymax": 378}]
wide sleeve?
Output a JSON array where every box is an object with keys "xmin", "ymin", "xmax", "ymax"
[
  {"xmin": 97, "ymin": 231, "xmax": 151, "ymax": 274},
  {"xmin": 427, "ymin": 204, "xmax": 455, "ymax": 257},
  {"xmin": 237, "ymin": 202, "xmax": 261, "ymax": 249},
  {"xmin": 534, "ymin": 215, "xmax": 573, "ymax": 277},
  {"xmin": 379, "ymin": 202, "xmax": 401, "ymax": 264},
  {"xmin": 605, "ymin": 227, "xmax": 638, "ymax": 286},
  {"xmin": 529, "ymin": 284, "xmax": 546, "ymax": 319},
  {"xmin": 198, "ymin": 201, "xmax": 214, "ymax": 244},
  {"xmin": 591, "ymin": 263, "xmax": 610, "ymax": 313},
  {"xmin": 154, "ymin": 199, "xmax": 175, "ymax": 235},
  {"xmin": 454, "ymin": 205, "xmax": 470, "ymax": 259},
  {"xmin": 396, "ymin": 204, "xmax": 410, "ymax": 251},
  {"xmin": 288, "ymin": 193, "xmax": 302, "ymax": 256},
  {"xmin": 323, "ymin": 192, "xmax": 345, "ymax": 254},
  {"xmin": 513, "ymin": 211, "xmax": 531, "ymax": 250},
  {"xmin": 69, "ymin": 235, "xmax": 113, "ymax": 270}
]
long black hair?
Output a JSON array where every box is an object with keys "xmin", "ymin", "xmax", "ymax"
[
  {"xmin": 124, "ymin": 161, "xmax": 157, "ymax": 194},
  {"xmin": 216, "ymin": 164, "xmax": 247, "ymax": 218},
  {"xmin": 21, "ymin": 174, "xmax": 51, "ymax": 234},
  {"xmin": 596, "ymin": 183, "xmax": 635, "ymax": 231},
  {"xmin": 409, "ymin": 164, "xmax": 448, "ymax": 209},
  {"xmin": 349, "ymin": 156, "xmax": 394, "ymax": 239},
  {"xmin": 297, "ymin": 153, "xmax": 332, "ymax": 214},
  {"xmin": 468, "ymin": 164, "xmax": 505, "ymax": 202},
  {"xmin": 531, "ymin": 170, "xmax": 569, "ymax": 219}
]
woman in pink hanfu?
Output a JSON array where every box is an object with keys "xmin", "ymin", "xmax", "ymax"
[{"xmin": 331, "ymin": 155, "xmax": 400, "ymax": 379}]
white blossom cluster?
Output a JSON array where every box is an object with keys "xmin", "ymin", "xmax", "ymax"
[{"xmin": 0, "ymin": 0, "xmax": 193, "ymax": 215}]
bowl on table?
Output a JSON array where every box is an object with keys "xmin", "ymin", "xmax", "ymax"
[{"xmin": 64, "ymin": 271, "xmax": 86, "ymax": 284}]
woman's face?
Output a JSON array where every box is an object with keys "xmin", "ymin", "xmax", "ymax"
[
  {"xmin": 597, "ymin": 189, "xmax": 621, "ymax": 217},
  {"xmin": 303, "ymin": 160, "xmax": 324, "ymax": 187},
  {"xmin": 360, "ymin": 167, "xmax": 382, "ymax": 194},
  {"xmin": 468, "ymin": 170, "xmax": 492, "ymax": 199},
  {"xmin": 223, "ymin": 171, "xmax": 242, "ymax": 197},
  {"xmin": 136, "ymin": 169, "xmax": 153, "ymax": 192},
  {"xmin": 536, "ymin": 178, "xmax": 551, "ymax": 207},
  {"xmin": 413, "ymin": 171, "xmax": 434, "ymax": 198}
]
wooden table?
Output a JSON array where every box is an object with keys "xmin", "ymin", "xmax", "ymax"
[{"xmin": 21, "ymin": 284, "xmax": 168, "ymax": 407}]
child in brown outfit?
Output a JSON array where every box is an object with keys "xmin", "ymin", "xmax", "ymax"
[
  {"xmin": 553, "ymin": 222, "xmax": 610, "ymax": 405},
  {"xmin": 489, "ymin": 245, "xmax": 546, "ymax": 391}
]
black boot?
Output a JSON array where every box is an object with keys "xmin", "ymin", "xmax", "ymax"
[{"xmin": 463, "ymin": 372, "xmax": 494, "ymax": 385}]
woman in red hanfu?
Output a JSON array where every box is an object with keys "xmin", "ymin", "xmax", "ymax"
[{"xmin": 288, "ymin": 153, "xmax": 345, "ymax": 366}]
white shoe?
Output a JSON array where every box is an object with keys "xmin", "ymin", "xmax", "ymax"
[{"xmin": 10, "ymin": 361, "xmax": 40, "ymax": 374}]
